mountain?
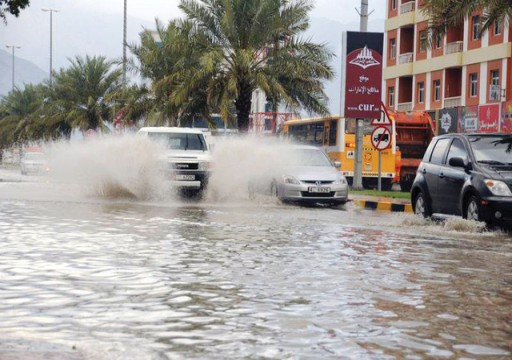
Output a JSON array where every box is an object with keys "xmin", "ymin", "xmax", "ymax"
[
  {"xmin": 0, "ymin": 5, "xmax": 384, "ymax": 112},
  {"xmin": 0, "ymin": 50, "xmax": 48, "ymax": 96}
]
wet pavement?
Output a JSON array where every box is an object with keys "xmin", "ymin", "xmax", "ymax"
[{"xmin": 0, "ymin": 167, "xmax": 510, "ymax": 359}]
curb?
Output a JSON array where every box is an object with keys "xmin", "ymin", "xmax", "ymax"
[{"xmin": 353, "ymin": 199, "xmax": 413, "ymax": 213}]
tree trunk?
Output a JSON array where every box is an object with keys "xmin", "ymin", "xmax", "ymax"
[{"xmin": 235, "ymin": 81, "xmax": 253, "ymax": 133}]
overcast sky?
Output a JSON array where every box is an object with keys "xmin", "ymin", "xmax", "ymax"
[
  {"xmin": 1, "ymin": 0, "xmax": 386, "ymax": 110},
  {"xmin": 71, "ymin": 0, "xmax": 386, "ymax": 25},
  {"xmin": 1, "ymin": 0, "xmax": 386, "ymax": 77}
]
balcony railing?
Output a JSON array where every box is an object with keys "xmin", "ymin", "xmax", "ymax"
[
  {"xmin": 400, "ymin": 1, "xmax": 415, "ymax": 14},
  {"xmin": 444, "ymin": 96, "xmax": 461, "ymax": 108},
  {"xmin": 397, "ymin": 102, "xmax": 413, "ymax": 112},
  {"xmin": 445, "ymin": 41, "xmax": 463, "ymax": 55},
  {"xmin": 398, "ymin": 52, "xmax": 413, "ymax": 64}
]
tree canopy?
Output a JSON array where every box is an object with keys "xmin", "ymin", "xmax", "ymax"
[
  {"xmin": 0, "ymin": 0, "xmax": 30, "ymax": 23},
  {"xmin": 130, "ymin": 0, "xmax": 335, "ymax": 132},
  {"xmin": 422, "ymin": 0, "xmax": 512, "ymax": 37}
]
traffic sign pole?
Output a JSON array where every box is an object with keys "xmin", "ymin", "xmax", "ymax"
[
  {"xmin": 371, "ymin": 125, "xmax": 391, "ymax": 192},
  {"xmin": 378, "ymin": 150, "xmax": 382, "ymax": 191}
]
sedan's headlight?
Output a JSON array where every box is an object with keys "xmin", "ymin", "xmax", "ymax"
[
  {"xmin": 282, "ymin": 175, "xmax": 300, "ymax": 184},
  {"xmin": 333, "ymin": 175, "xmax": 347, "ymax": 185},
  {"xmin": 484, "ymin": 179, "xmax": 512, "ymax": 196}
]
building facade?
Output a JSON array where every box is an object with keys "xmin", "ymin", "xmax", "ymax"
[{"xmin": 384, "ymin": 0, "xmax": 512, "ymax": 133}]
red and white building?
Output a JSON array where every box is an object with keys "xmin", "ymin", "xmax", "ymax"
[{"xmin": 384, "ymin": 0, "xmax": 512, "ymax": 133}]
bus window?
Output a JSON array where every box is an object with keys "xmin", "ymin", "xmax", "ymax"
[
  {"xmin": 346, "ymin": 119, "xmax": 356, "ymax": 134},
  {"xmin": 308, "ymin": 123, "xmax": 323, "ymax": 145},
  {"xmin": 329, "ymin": 120, "xmax": 337, "ymax": 145},
  {"xmin": 345, "ymin": 118, "xmax": 372, "ymax": 135},
  {"xmin": 288, "ymin": 124, "xmax": 306, "ymax": 142}
]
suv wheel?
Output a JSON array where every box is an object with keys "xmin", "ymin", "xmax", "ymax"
[
  {"xmin": 414, "ymin": 192, "xmax": 432, "ymax": 218},
  {"xmin": 465, "ymin": 195, "xmax": 481, "ymax": 222}
]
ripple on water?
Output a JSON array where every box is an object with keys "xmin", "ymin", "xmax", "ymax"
[{"xmin": 0, "ymin": 197, "xmax": 511, "ymax": 359}]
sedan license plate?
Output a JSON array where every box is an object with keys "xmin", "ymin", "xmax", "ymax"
[
  {"xmin": 308, "ymin": 186, "xmax": 330, "ymax": 193},
  {"xmin": 175, "ymin": 174, "xmax": 195, "ymax": 180}
]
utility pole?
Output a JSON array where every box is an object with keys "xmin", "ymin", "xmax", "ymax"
[
  {"xmin": 352, "ymin": 0, "xmax": 373, "ymax": 190},
  {"xmin": 6, "ymin": 44, "xmax": 20, "ymax": 92}
]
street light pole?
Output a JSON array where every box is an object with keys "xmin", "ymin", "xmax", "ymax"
[
  {"xmin": 42, "ymin": 8, "xmax": 60, "ymax": 87},
  {"xmin": 352, "ymin": 0, "xmax": 373, "ymax": 190},
  {"xmin": 6, "ymin": 44, "xmax": 20, "ymax": 92},
  {"xmin": 123, "ymin": 0, "xmax": 127, "ymax": 86}
]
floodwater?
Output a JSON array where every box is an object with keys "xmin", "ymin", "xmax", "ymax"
[{"xmin": 0, "ymin": 137, "xmax": 510, "ymax": 359}]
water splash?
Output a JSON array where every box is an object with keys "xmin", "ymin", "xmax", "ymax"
[
  {"xmin": 45, "ymin": 135, "xmax": 171, "ymax": 200},
  {"xmin": 205, "ymin": 135, "xmax": 293, "ymax": 202}
]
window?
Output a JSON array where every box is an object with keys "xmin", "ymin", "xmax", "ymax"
[
  {"xmin": 446, "ymin": 139, "xmax": 467, "ymax": 164},
  {"xmin": 472, "ymin": 15, "xmax": 480, "ymax": 40},
  {"xmin": 470, "ymin": 73, "xmax": 478, "ymax": 97},
  {"xmin": 490, "ymin": 69, "xmax": 500, "ymax": 100},
  {"xmin": 389, "ymin": 38, "xmax": 396, "ymax": 59},
  {"xmin": 418, "ymin": 82, "xmax": 425, "ymax": 103},
  {"xmin": 494, "ymin": 21, "xmax": 501, "ymax": 36},
  {"xmin": 388, "ymin": 87, "xmax": 395, "ymax": 107},
  {"xmin": 490, "ymin": 70, "xmax": 499, "ymax": 86},
  {"xmin": 433, "ymin": 80, "xmax": 441, "ymax": 101},
  {"xmin": 391, "ymin": 0, "xmax": 396, "ymax": 10},
  {"xmin": 435, "ymin": 33, "xmax": 442, "ymax": 49},
  {"xmin": 329, "ymin": 121, "xmax": 337, "ymax": 146},
  {"xmin": 289, "ymin": 123, "xmax": 324, "ymax": 145},
  {"xmin": 430, "ymin": 138, "xmax": 451, "ymax": 164},
  {"xmin": 419, "ymin": 30, "xmax": 427, "ymax": 52}
]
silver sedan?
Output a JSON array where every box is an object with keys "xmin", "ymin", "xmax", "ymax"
[{"xmin": 250, "ymin": 145, "xmax": 349, "ymax": 206}]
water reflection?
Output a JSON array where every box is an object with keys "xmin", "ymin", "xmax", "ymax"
[{"xmin": 0, "ymin": 199, "xmax": 510, "ymax": 359}]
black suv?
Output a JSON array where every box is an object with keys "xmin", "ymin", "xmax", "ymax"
[{"xmin": 411, "ymin": 133, "xmax": 512, "ymax": 228}]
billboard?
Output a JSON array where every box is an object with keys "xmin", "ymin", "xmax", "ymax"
[
  {"xmin": 478, "ymin": 104, "xmax": 499, "ymax": 132},
  {"xmin": 341, "ymin": 31, "xmax": 383, "ymax": 119},
  {"xmin": 438, "ymin": 108, "xmax": 459, "ymax": 134},
  {"xmin": 501, "ymin": 101, "xmax": 512, "ymax": 133},
  {"xmin": 459, "ymin": 106, "xmax": 478, "ymax": 133}
]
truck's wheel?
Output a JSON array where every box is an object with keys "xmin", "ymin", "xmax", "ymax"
[
  {"xmin": 400, "ymin": 180, "xmax": 412, "ymax": 192},
  {"xmin": 381, "ymin": 179, "xmax": 393, "ymax": 191}
]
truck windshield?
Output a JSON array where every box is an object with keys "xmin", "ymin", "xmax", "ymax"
[{"xmin": 148, "ymin": 132, "xmax": 206, "ymax": 151}]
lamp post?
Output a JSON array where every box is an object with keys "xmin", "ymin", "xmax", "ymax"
[
  {"xmin": 42, "ymin": 8, "xmax": 60, "ymax": 87},
  {"xmin": 5, "ymin": 44, "xmax": 20, "ymax": 92},
  {"xmin": 123, "ymin": 0, "xmax": 127, "ymax": 86}
]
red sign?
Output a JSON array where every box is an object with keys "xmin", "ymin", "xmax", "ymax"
[
  {"xmin": 343, "ymin": 32, "xmax": 383, "ymax": 119},
  {"xmin": 478, "ymin": 104, "xmax": 499, "ymax": 133},
  {"xmin": 501, "ymin": 101, "xmax": 512, "ymax": 133}
]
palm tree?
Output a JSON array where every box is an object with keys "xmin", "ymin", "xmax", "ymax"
[
  {"xmin": 177, "ymin": 0, "xmax": 334, "ymax": 132},
  {"xmin": 0, "ymin": 84, "xmax": 45, "ymax": 148},
  {"xmin": 47, "ymin": 55, "xmax": 123, "ymax": 133},
  {"xmin": 131, "ymin": 20, "xmax": 220, "ymax": 127},
  {"xmin": 422, "ymin": 0, "xmax": 512, "ymax": 37}
]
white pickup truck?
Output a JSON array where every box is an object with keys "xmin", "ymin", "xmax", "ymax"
[{"xmin": 137, "ymin": 127, "xmax": 212, "ymax": 197}]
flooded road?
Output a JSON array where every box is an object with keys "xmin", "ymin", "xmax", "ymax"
[{"xmin": 0, "ymin": 176, "xmax": 510, "ymax": 359}]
